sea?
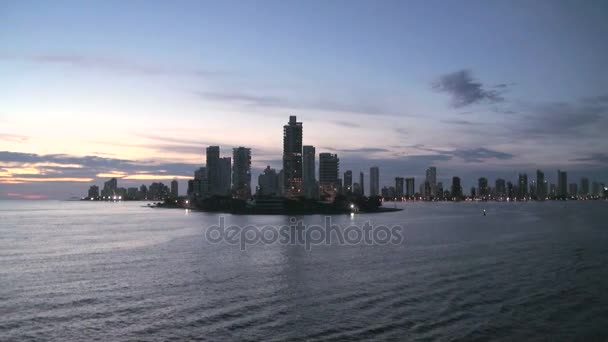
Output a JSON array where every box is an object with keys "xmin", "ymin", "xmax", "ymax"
[{"xmin": 1, "ymin": 199, "xmax": 607, "ymax": 341}]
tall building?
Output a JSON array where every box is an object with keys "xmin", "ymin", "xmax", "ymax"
[
  {"xmin": 478, "ymin": 177, "xmax": 488, "ymax": 199},
  {"xmin": 219, "ymin": 157, "xmax": 232, "ymax": 196},
  {"xmin": 425, "ymin": 166, "xmax": 437, "ymax": 197},
  {"xmin": 507, "ymin": 181, "xmax": 514, "ymax": 199},
  {"xmin": 451, "ymin": 177, "xmax": 462, "ymax": 199},
  {"xmin": 283, "ymin": 116, "xmax": 303, "ymax": 198},
  {"xmin": 232, "ymin": 147, "xmax": 251, "ymax": 200},
  {"xmin": 536, "ymin": 170, "xmax": 545, "ymax": 200},
  {"xmin": 495, "ymin": 178, "xmax": 506, "ymax": 198},
  {"xmin": 206, "ymin": 146, "xmax": 221, "ymax": 195},
  {"xmin": 258, "ymin": 166, "xmax": 279, "ymax": 196},
  {"xmin": 518, "ymin": 173, "xmax": 528, "ymax": 199},
  {"xmin": 193, "ymin": 167, "xmax": 209, "ymax": 199},
  {"xmin": 557, "ymin": 170, "xmax": 568, "ymax": 198},
  {"xmin": 580, "ymin": 177, "xmax": 590, "ymax": 196},
  {"xmin": 405, "ymin": 178, "xmax": 415, "ymax": 197},
  {"xmin": 395, "ymin": 177, "xmax": 404, "ymax": 198},
  {"xmin": 87, "ymin": 185, "xmax": 99, "ymax": 199},
  {"xmin": 319, "ymin": 153, "xmax": 339, "ymax": 199},
  {"xmin": 170, "ymin": 179, "xmax": 178, "ymax": 198},
  {"xmin": 569, "ymin": 183, "xmax": 578, "ymax": 197},
  {"xmin": 344, "ymin": 170, "xmax": 353, "ymax": 193},
  {"xmin": 359, "ymin": 172, "xmax": 365, "ymax": 196},
  {"xmin": 102, "ymin": 178, "xmax": 118, "ymax": 198},
  {"xmin": 370, "ymin": 166, "xmax": 380, "ymax": 196},
  {"xmin": 302, "ymin": 145, "xmax": 316, "ymax": 198}
]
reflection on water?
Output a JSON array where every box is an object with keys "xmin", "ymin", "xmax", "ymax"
[{"xmin": 1, "ymin": 200, "xmax": 607, "ymax": 341}]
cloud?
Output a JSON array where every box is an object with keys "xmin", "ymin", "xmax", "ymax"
[
  {"xmin": 571, "ymin": 153, "xmax": 608, "ymax": 164},
  {"xmin": 449, "ymin": 148, "xmax": 514, "ymax": 163},
  {"xmin": 0, "ymin": 151, "xmax": 199, "ymax": 184},
  {"xmin": 0, "ymin": 133, "xmax": 28, "ymax": 142},
  {"xmin": 440, "ymin": 119, "xmax": 477, "ymax": 126},
  {"xmin": 195, "ymin": 90, "xmax": 411, "ymax": 117},
  {"xmin": 0, "ymin": 54, "xmax": 226, "ymax": 78},
  {"xmin": 433, "ymin": 69, "xmax": 505, "ymax": 108},
  {"xmin": 331, "ymin": 120, "xmax": 361, "ymax": 128},
  {"xmin": 324, "ymin": 147, "xmax": 391, "ymax": 153}
]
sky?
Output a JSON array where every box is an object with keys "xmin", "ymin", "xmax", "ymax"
[{"xmin": 1, "ymin": 0, "xmax": 608, "ymax": 199}]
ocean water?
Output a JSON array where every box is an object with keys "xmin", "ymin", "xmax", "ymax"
[{"xmin": 1, "ymin": 200, "xmax": 607, "ymax": 341}]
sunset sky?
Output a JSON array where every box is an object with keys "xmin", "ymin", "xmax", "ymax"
[{"xmin": 1, "ymin": 0, "xmax": 608, "ymax": 199}]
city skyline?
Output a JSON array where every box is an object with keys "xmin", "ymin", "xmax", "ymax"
[{"xmin": 2, "ymin": 1, "xmax": 608, "ymax": 199}]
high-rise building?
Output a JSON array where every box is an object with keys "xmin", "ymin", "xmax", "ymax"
[
  {"xmin": 557, "ymin": 170, "xmax": 568, "ymax": 198},
  {"xmin": 102, "ymin": 178, "xmax": 118, "ymax": 198},
  {"xmin": 206, "ymin": 146, "xmax": 221, "ymax": 195},
  {"xmin": 87, "ymin": 185, "xmax": 99, "ymax": 199},
  {"xmin": 436, "ymin": 182, "xmax": 444, "ymax": 199},
  {"xmin": 478, "ymin": 177, "xmax": 488, "ymax": 199},
  {"xmin": 518, "ymin": 173, "xmax": 528, "ymax": 199},
  {"xmin": 536, "ymin": 170, "xmax": 545, "ymax": 199},
  {"xmin": 170, "ymin": 179, "xmax": 178, "ymax": 198},
  {"xmin": 258, "ymin": 166, "xmax": 279, "ymax": 196},
  {"xmin": 425, "ymin": 166, "xmax": 437, "ymax": 197},
  {"xmin": 405, "ymin": 178, "xmax": 415, "ymax": 197},
  {"xmin": 451, "ymin": 177, "xmax": 462, "ymax": 199},
  {"xmin": 395, "ymin": 177, "xmax": 404, "ymax": 198},
  {"xmin": 219, "ymin": 157, "xmax": 232, "ymax": 196},
  {"xmin": 569, "ymin": 183, "xmax": 578, "ymax": 197},
  {"xmin": 302, "ymin": 145, "xmax": 316, "ymax": 198},
  {"xmin": 495, "ymin": 178, "xmax": 506, "ymax": 198},
  {"xmin": 232, "ymin": 147, "xmax": 251, "ymax": 200},
  {"xmin": 193, "ymin": 167, "xmax": 208, "ymax": 199},
  {"xmin": 319, "ymin": 153, "xmax": 339, "ymax": 199},
  {"xmin": 580, "ymin": 177, "xmax": 590, "ymax": 196},
  {"xmin": 370, "ymin": 166, "xmax": 380, "ymax": 196},
  {"xmin": 344, "ymin": 170, "xmax": 353, "ymax": 193},
  {"xmin": 359, "ymin": 172, "xmax": 365, "ymax": 196},
  {"xmin": 283, "ymin": 116, "xmax": 303, "ymax": 198},
  {"xmin": 353, "ymin": 183, "xmax": 362, "ymax": 195},
  {"xmin": 507, "ymin": 181, "xmax": 514, "ymax": 199}
]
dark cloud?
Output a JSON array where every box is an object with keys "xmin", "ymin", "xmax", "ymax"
[
  {"xmin": 433, "ymin": 69, "xmax": 505, "ymax": 108},
  {"xmin": 0, "ymin": 151, "xmax": 199, "ymax": 178},
  {"xmin": 0, "ymin": 54, "xmax": 226, "ymax": 78},
  {"xmin": 519, "ymin": 100, "xmax": 607, "ymax": 138},
  {"xmin": 571, "ymin": 153, "xmax": 608, "ymax": 164},
  {"xmin": 449, "ymin": 148, "xmax": 514, "ymax": 163}
]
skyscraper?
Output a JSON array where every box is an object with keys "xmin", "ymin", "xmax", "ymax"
[
  {"xmin": 206, "ymin": 146, "xmax": 221, "ymax": 195},
  {"xmin": 370, "ymin": 166, "xmax": 380, "ymax": 196},
  {"xmin": 451, "ymin": 176, "xmax": 462, "ymax": 199},
  {"xmin": 170, "ymin": 179, "xmax": 178, "ymax": 198},
  {"xmin": 258, "ymin": 166, "xmax": 279, "ymax": 196},
  {"xmin": 359, "ymin": 172, "xmax": 365, "ymax": 196},
  {"xmin": 518, "ymin": 173, "xmax": 528, "ymax": 199},
  {"xmin": 536, "ymin": 169, "xmax": 545, "ymax": 200},
  {"xmin": 425, "ymin": 166, "xmax": 437, "ymax": 198},
  {"xmin": 283, "ymin": 116, "xmax": 303, "ymax": 198},
  {"xmin": 319, "ymin": 153, "xmax": 339, "ymax": 199},
  {"xmin": 193, "ymin": 167, "xmax": 208, "ymax": 199},
  {"xmin": 232, "ymin": 147, "xmax": 251, "ymax": 200},
  {"xmin": 478, "ymin": 177, "xmax": 488, "ymax": 199},
  {"xmin": 405, "ymin": 178, "xmax": 415, "ymax": 197},
  {"xmin": 557, "ymin": 170, "xmax": 567, "ymax": 198},
  {"xmin": 580, "ymin": 177, "xmax": 590, "ymax": 196},
  {"xmin": 495, "ymin": 178, "xmax": 506, "ymax": 198},
  {"xmin": 569, "ymin": 183, "xmax": 578, "ymax": 197},
  {"xmin": 219, "ymin": 157, "xmax": 231, "ymax": 196},
  {"xmin": 395, "ymin": 177, "xmax": 404, "ymax": 198},
  {"xmin": 302, "ymin": 145, "xmax": 316, "ymax": 198},
  {"xmin": 344, "ymin": 170, "xmax": 353, "ymax": 193}
]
